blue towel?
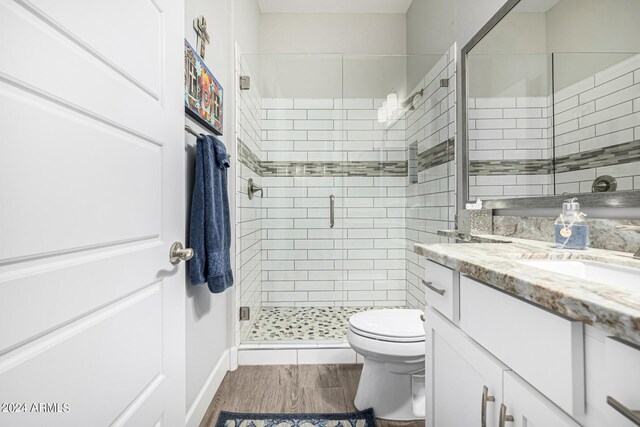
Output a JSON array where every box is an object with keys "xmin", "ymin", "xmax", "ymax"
[{"xmin": 189, "ymin": 134, "xmax": 233, "ymax": 293}]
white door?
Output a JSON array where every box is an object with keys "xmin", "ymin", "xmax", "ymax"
[
  {"xmin": 0, "ymin": 0, "xmax": 185, "ymax": 426},
  {"xmin": 426, "ymin": 307, "xmax": 507, "ymax": 427}
]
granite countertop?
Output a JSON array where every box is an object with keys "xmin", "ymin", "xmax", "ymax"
[{"xmin": 415, "ymin": 232, "xmax": 640, "ymax": 345}]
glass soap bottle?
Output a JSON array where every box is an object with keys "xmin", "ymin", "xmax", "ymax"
[{"xmin": 554, "ymin": 198, "xmax": 589, "ymax": 250}]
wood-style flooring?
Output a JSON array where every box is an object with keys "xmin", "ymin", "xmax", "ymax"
[{"xmin": 199, "ymin": 364, "xmax": 425, "ymax": 427}]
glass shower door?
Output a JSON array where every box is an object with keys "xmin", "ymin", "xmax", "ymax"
[{"xmin": 237, "ymin": 53, "xmax": 348, "ymax": 343}]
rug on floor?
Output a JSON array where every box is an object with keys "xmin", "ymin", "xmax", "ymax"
[{"xmin": 215, "ymin": 408, "xmax": 377, "ymax": 427}]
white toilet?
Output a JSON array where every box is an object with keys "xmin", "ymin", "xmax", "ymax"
[{"xmin": 347, "ymin": 309, "xmax": 426, "ymax": 421}]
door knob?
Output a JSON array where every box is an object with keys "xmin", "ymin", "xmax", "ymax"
[{"xmin": 170, "ymin": 242, "xmax": 194, "ymax": 265}]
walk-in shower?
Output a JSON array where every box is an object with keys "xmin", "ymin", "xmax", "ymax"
[{"xmin": 235, "ymin": 49, "xmax": 457, "ymax": 345}]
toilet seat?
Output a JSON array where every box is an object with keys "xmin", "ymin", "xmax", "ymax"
[{"xmin": 349, "ymin": 309, "xmax": 425, "ymax": 343}]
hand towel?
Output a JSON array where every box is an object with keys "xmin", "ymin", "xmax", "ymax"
[{"xmin": 188, "ymin": 134, "xmax": 233, "ymax": 293}]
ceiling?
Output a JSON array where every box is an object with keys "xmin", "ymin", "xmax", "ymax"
[
  {"xmin": 512, "ymin": 0, "xmax": 561, "ymax": 13},
  {"xmin": 257, "ymin": 0, "xmax": 414, "ymax": 14}
]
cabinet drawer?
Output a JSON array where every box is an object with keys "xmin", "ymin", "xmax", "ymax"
[
  {"xmin": 459, "ymin": 275, "xmax": 585, "ymax": 417},
  {"xmin": 424, "ymin": 260, "xmax": 458, "ymax": 322},
  {"xmin": 604, "ymin": 337, "xmax": 640, "ymax": 426}
]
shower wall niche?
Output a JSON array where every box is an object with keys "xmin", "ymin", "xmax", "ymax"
[{"xmin": 235, "ymin": 47, "xmax": 457, "ymax": 343}]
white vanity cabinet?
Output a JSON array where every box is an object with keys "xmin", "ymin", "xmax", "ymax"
[
  {"xmin": 425, "ymin": 307, "xmax": 507, "ymax": 427},
  {"xmin": 423, "ymin": 259, "xmax": 640, "ymax": 427}
]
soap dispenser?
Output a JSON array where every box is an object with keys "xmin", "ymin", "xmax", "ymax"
[{"xmin": 554, "ymin": 198, "xmax": 589, "ymax": 249}]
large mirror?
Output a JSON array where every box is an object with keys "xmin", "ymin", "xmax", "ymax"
[{"xmin": 462, "ymin": 0, "xmax": 640, "ymax": 207}]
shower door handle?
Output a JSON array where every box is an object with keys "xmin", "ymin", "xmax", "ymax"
[{"xmin": 329, "ymin": 195, "xmax": 335, "ymax": 228}]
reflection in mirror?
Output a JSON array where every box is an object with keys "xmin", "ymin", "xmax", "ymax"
[{"xmin": 465, "ymin": 0, "xmax": 640, "ymax": 202}]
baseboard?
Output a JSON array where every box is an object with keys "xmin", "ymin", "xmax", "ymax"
[
  {"xmin": 229, "ymin": 346, "xmax": 239, "ymax": 371},
  {"xmin": 185, "ymin": 348, "xmax": 230, "ymax": 427},
  {"xmin": 237, "ymin": 344, "xmax": 363, "ymax": 366}
]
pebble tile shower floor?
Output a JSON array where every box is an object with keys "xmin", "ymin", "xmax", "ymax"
[{"xmin": 246, "ymin": 306, "xmax": 380, "ymax": 341}]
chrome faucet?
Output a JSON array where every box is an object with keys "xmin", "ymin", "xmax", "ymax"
[{"xmin": 616, "ymin": 225, "xmax": 640, "ymax": 259}]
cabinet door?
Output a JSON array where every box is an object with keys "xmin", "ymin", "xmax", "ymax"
[
  {"xmin": 604, "ymin": 337, "xmax": 640, "ymax": 427},
  {"xmin": 501, "ymin": 371, "xmax": 582, "ymax": 427},
  {"xmin": 426, "ymin": 307, "xmax": 507, "ymax": 427}
]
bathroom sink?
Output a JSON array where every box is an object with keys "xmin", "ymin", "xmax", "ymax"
[{"xmin": 517, "ymin": 259, "xmax": 640, "ymax": 292}]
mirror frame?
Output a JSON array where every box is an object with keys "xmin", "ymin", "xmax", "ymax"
[{"xmin": 460, "ymin": 0, "xmax": 640, "ymax": 209}]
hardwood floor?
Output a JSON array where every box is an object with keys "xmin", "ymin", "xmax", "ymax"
[{"xmin": 199, "ymin": 364, "xmax": 425, "ymax": 427}]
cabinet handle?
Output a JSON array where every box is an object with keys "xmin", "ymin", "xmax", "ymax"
[
  {"xmin": 481, "ymin": 385, "xmax": 495, "ymax": 427},
  {"xmin": 607, "ymin": 396, "xmax": 640, "ymax": 426},
  {"xmin": 420, "ymin": 313, "xmax": 425, "ymax": 322},
  {"xmin": 499, "ymin": 404, "xmax": 514, "ymax": 427},
  {"xmin": 421, "ymin": 279, "xmax": 446, "ymax": 295}
]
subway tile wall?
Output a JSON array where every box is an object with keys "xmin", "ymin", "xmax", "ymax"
[
  {"xmin": 405, "ymin": 45, "xmax": 457, "ymax": 310},
  {"xmin": 235, "ymin": 46, "xmax": 458, "ymax": 319},
  {"xmin": 467, "ymin": 96, "xmax": 554, "ymax": 200},
  {"xmin": 235, "ymin": 50, "xmax": 263, "ymax": 341},
  {"xmin": 553, "ymin": 53, "xmax": 640, "ymax": 193},
  {"xmin": 260, "ymin": 97, "xmax": 408, "ymax": 307},
  {"xmin": 468, "ymin": 53, "xmax": 640, "ymax": 200}
]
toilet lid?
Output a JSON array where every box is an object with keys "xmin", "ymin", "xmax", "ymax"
[{"xmin": 349, "ymin": 309, "xmax": 425, "ymax": 342}]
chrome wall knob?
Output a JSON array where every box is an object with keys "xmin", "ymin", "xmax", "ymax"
[
  {"xmin": 170, "ymin": 242, "xmax": 194, "ymax": 265},
  {"xmin": 248, "ymin": 178, "xmax": 263, "ymax": 200}
]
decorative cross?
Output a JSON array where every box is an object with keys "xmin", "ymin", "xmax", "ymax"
[
  {"xmin": 187, "ymin": 56, "xmax": 198, "ymax": 99},
  {"xmin": 193, "ymin": 16, "xmax": 210, "ymax": 59}
]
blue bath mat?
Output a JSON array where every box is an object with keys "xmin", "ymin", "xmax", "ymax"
[{"xmin": 215, "ymin": 408, "xmax": 377, "ymax": 427}]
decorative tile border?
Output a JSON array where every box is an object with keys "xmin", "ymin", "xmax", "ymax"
[
  {"xmin": 237, "ymin": 138, "xmax": 262, "ymax": 176},
  {"xmin": 239, "ymin": 136, "xmax": 409, "ymax": 177},
  {"xmin": 261, "ymin": 160, "xmax": 407, "ymax": 177},
  {"xmin": 554, "ymin": 139, "xmax": 640, "ymax": 173},
  {"xmin": 469, "ymin": 159, "xmax": 552, "ymax": 176},
  {"xmin": 240, "ymin": 135, "xmax": 458, "ymax": 178},
  {"xmin": 470, "ymin": 139, "xmax": 639, "ymax": 176},
  {"xmin": 418, "ymin": 138, "xmax": 455, "ymax": 172}
]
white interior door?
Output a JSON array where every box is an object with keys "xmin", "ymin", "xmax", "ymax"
[{"xmin": 0, "ymin": 0, "xmax": 186, "ymax": 425}]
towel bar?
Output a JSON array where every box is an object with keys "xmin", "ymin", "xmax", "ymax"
[
  {"xmin": 184, "ymin": 125, "xmax": 231, "ymax": 159},
  {"xmin": 185, "ymin": 125, "xmax": 200, "ymax": 137}
]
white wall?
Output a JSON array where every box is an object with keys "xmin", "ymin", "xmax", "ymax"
[
  {"xmin": 546, "ymin": 0, "xmax": 640, "ymax": 89},
  {"xmin": 406, "ymin": 0, "xmax": 507, "ymax": 55},
  {"xmin": 259, "ymin": 13, "xmax": 406, "ymax": 55},
  {"xmin": 257, "ymin": 13, "xmax": 408, "ymax": 99},
  {"xmin": 183, "ymin": 0, "xmax": 263, "ymax": 424},
  {"xmin": 184, "ymin": 0, "xmax": 231, "ymax": 423},
  {"xmin": 468, "ymin": 12, "xmax": 549, "ymax": 97},
  {"xmin": 234, "ymin": 0, "xmax": 262, "ymax": 54},
  {"xmin": 545, "ymin": 0, "xmax": 640, "ymax": 54},
  {"xmin": 466, "ymin": 0, "xmax": 640, "ymax": 96}
]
